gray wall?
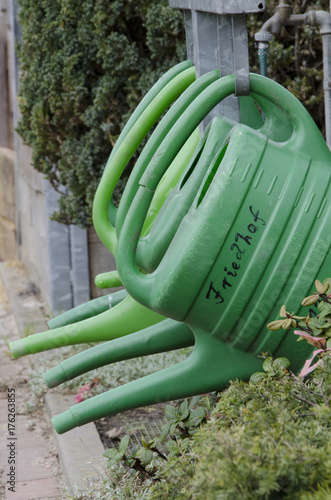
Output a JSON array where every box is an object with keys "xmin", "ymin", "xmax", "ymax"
[{"xmin": 0, "ymin": 0, "xmax": 92, "ymax": 316}]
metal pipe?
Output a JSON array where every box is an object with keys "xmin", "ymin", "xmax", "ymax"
[
  {"xmin": 276, "ymin": 1, "xmax": 291, "ymax": 24},
  {"xmin": 255, "ymin": 1, "xmax": 331, "ymax": 149}
]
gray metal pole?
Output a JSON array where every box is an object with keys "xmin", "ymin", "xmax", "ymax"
[{"xmin": 169, "ymin": 0, "xmax": 265, "ymax": 129}]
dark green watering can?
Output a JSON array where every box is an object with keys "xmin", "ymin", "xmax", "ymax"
[
  {"xmin": 51, "ymin": 73, "xmax": 330, "ymax": 434},
  {"xmin": 43, "ymin": 76, "xmax": 294, "ymax": 388}
]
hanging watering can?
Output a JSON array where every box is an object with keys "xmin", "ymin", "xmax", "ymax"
[
  {"xmin": 50, "ymin": 73, "xmax": 330, "ymax": 434},
  {"xmin": 9, "ymin": 61, "xmax": 199, "ymax": 357},
  {"xmin": 43, "ymin": 83, "xmax": 294, "ymax": 387},
  {"xmin": 9, "ymin": 62, "xmax": 265, "ymax": 358}
]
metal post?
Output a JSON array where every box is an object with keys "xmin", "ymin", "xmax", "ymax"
[{"xmin": 169, "ymin": 0, "xmax": 265, "ymax": 129}]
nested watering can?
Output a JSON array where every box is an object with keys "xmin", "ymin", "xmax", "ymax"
[
  {"xmin": 51, "ymin": 73, "xmax": 330, "ymax": 434},
  {"xmin": 9, "ymin": 61, "xmax": 265, "ymax": 358},
  {"xmin": 43, "ymin": 82, "xmax": 295, "ymax": 388},
  {"xmin": 9, "ymin": 61, "xmax": 199, "ymax": 357}
]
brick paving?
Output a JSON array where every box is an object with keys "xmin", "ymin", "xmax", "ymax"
[{"xmin": 0, "ymin": 271, "xmax": 64, "ymax": 500}]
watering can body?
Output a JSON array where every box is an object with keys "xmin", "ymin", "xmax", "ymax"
[{"xmin": 117, "ymin": 74, "xmax": 331, "ymax": 374}]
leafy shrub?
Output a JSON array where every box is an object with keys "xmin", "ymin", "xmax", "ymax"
[
  {"xmin": 103, "ymin": 356, "xmax": 331, "ymax": 499},
  {"xmin": 17, "ymin": 0, "xmax": 330, "ymax": 226},
  {"xmin": 102, "ymin": 279, "xmax": 331, "ymax": 499},
  {"xmin": 148, "ymin": 356, "xmax": 331, "ymax": 500},
  {"xmin": 16, "ymin": 0, "xmax": 186, "ymax": 227}
]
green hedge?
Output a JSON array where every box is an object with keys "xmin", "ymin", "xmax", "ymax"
[
  {"xmin": 17, "ymin": 0, "xmax": 329, "ymax": 227},
  {"xmin": 149, "ymin": 357, "xmax": 331, "ymax": 500},
  {"xmin": 16, "ymin": 0, "xmax": 186, "ymax": 226}
]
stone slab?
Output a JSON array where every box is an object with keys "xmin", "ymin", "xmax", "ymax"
[
  {"xmin": 0, "ymin": 261, "xmax": 107, "ymax": 498},
  {"xmin": 45, "ymin": 392, "xmax": 106, "ymax": 496}
]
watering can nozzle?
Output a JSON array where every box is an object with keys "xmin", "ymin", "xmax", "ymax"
[
  {"xmin": 43, "ymin": 364, "xmax": 68, "ymax": 388},
  {"xmin": 52, "ymin": 410, "xmax": 77, "ymax": 434}
]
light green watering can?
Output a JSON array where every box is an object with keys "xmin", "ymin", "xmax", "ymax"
[
  {"xmin": 50, "ymin": 73, "xmax": 330, "ymax": 434},
  {"xmin": 9, "ymin": 61, "xmax": 199, "ymax": 356},
  {"xmin": 9, "ymin": 61, "xmax": 267, "ymax": 358}
]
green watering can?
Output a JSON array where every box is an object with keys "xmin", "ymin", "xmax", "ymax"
[
  {"xmin": 9, "ymin": 61, "xmax": 265, "ymax": 358},
  {"xmin": 9, "ymin": 61, "xmax": 199, "ymax": 356},
  {"xmin": 43, "ymin": 79, "xmax": 294, "ymax": 387},
  {"xmin": 50, "ymin": 73, "xmax": 330, "ymax": 434}
]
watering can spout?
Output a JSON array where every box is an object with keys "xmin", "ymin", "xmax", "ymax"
[
  {"xmin": 47, "ymin": 288, "xmax": 127, "ymax": 330},
  {"xmin": 51, "ymin": 328, "xmax": 263, "ymax": 434},
  {"xmin": 43, "ymin": 319, "xmax": 194, "ymax": 388},
  {"xmin": 9, "ymin": 296, "xmax": 164, "ymax": 358}
]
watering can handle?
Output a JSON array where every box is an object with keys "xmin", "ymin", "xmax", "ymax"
[
  {"xmin": 92, "ymin": 61, "xmax": 195, "ymax": 257},
  {"xmin": 117, "ymin": 73, "xmax": 330, "ymax": 303}
]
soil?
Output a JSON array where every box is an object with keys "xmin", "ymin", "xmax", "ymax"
[{"xmin": 95, "ymin": 403, "xmax": 168, "ymax": 451}]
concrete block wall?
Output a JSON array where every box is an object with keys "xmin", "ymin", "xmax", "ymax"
[
  {"xmin": 16, "ymin": 135, "xmax": 53, "ymax": 307},
  {"xmin": 0, "ymin": 0, "xmax": 116, "ymax": 312},
  {"xmin": 0, "ymin": 147, "xmax": 16, "ymax": 260}
]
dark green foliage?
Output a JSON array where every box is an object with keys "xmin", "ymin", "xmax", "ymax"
[
  {"xmin": 17, "ymin": 0, "xmax": 329, "ymax": 226},
  {"xmin": 102, "ymin": 279, "xmax": 331, "ymax": 499},
  {"xmin": 103, "ymin": 356, "xmax": 331, "ymax": 499},
  {"xmin": 16, "ymin": 0, "xmax": 186, "ymax": 226}
]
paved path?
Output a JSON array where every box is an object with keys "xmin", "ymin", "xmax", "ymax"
[{"xmin": 0, "ymin": 265, "xmax": 63, "ymax": 500}]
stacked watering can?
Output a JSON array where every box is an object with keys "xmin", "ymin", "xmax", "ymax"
[{"xmin": 9, "ymin": 4, "xmax": 331, "ymax": 434}]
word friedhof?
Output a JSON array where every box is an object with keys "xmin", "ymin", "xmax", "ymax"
[{"xmin": 206, "ymin": 206, "xmax": 266, "ymax": 305}]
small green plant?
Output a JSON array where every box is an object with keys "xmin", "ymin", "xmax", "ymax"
[
  {"xmin": 103, "ymin": 394, "xmax": 217, "ymax": 481},
  {"xmin": 102, "ymin": 278, "xmax": 331, "ymax": 499},
  {"xmin": 103, "ymin": 354, "xmax": 331, "ymax": 499},
  {"xmin": 267, "ymin": 278, "xmax": 331, "ymax": 377},
  {"xmin": 1, "ymin": 335, "xmax": 12, "ymax": 358},
  {"xmin": 23, "ymin": 322, "xmax": 36, "ymax": 338}
]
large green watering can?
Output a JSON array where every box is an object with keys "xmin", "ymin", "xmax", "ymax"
[
  {"xmin": 50, "ymin": 73, "xmax": 330, "ymax": 434},
  {"xmin": 43, "ymin": 79, "xmax": 294, "ymax": 387}
]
